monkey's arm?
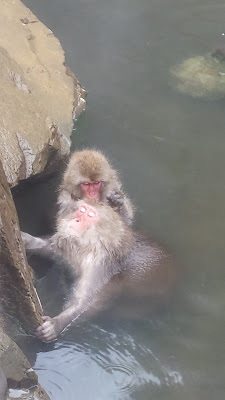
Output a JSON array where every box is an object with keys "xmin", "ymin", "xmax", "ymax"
[
  {"xmin": 21, "ymin": 232, "xmax": 49, "ymax": 250},
  {"xmin": 35, "ymin": 302, "xmax": 83, "ymax": 342},
  {"xmin": 107, "ymin": 191, "xmax": 134, "ymax": 225},
  {"xmin": 35, "ymin": 267, "xmax": 109, "ymax": 341}
]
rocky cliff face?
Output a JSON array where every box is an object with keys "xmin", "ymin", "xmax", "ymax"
[
  {"xmin": 0, "ymin": 157, "xmax": 51, "ymax": 399},
  {"xmin": 0, "ymin": 0, "xmax": 86, "ymax": 187},
  {"xmin": 0, "ymin": 159, "xmax": 43, "ymax": 333}
]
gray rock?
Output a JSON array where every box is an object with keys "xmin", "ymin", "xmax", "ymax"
[
  {"xmin": 170, "ymin": 54, "xmax": 225, "ymax": 99},
  {"xmin": 0, "ymin": 159, "xmax": 43, "ymax": 333},
  {"xmin": 0, "ymin": 329, "xmax": 50, "ymax": 400},
  {"xmin": 0, "ymin": 366, "xmax": 7, "ymax": 400},
  {"xmin": 0, "ymin": 0, "xmax": 86, "ymax": 186}
]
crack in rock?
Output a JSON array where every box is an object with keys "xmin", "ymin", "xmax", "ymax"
[
  {"xmin": 7, "ymin": 69, "xmax": 30, "ymax": 93},
  {"xmin": 16, "ymin": 134, "xmax": 35, "ymax": 179}
]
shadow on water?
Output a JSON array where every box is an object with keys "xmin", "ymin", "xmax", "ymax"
[{"xmin": 14, "ymin": 0, "xmax": 225, "ymax": 398}]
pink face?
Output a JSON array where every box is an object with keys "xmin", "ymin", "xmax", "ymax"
[
  {"xmin": 68, "ymin": 204, "xmax": 99, "ymax": 235},
  {"xmin": 80, "ymin": 182, "xmax": 102, "ymax": 199}
]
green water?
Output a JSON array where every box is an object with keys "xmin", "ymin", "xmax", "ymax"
[{"xmin": 16, "ymin": 0, "xmax": 225, "ymax": 399}]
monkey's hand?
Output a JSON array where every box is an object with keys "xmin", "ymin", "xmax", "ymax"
[
  {"xmin": 107, "ymin": 190, "xmax": 124, "ymax": 209},
  {"xmin": 35, "ymin": 316, "xmax": 62, "ymax": 342}
]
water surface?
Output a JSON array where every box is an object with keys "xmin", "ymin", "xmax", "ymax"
[{"xmin": 17, "ymin": 0, "xmax": 225, "ymax": 399}]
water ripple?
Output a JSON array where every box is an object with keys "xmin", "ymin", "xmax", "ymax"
[
  {"xmin": 33, "ymin": 325, "xmax": 184, "ymax": 399},
  {"xmin": 103, "ymin": 363, "xmax": 137, "ymax": 394}
]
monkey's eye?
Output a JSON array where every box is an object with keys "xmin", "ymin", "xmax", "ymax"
[
  {"xmin": 93, "ymin": 182, "xmax": 102, "ymax": 187},
  {"xmin": 81, "ymin": 182, "xmax": 89, "ymax": 186}
]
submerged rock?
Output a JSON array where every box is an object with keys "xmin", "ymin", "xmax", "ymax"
[
  {"xmin": 0, "ymin": 329, "xmax": 50, "ymax": 400},
  {"xmin": 170, "ymin": 53, "xmax": 225, "ymax": 99},
  {"xmin": 0, "ymin": 0, "xmax": 86, "ymax": 186}
]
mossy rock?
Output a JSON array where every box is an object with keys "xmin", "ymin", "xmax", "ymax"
[{"xmin": 170, "ymin": 54, "xmax": 225, "ymax": 99}]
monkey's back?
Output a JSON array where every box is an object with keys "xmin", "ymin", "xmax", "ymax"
[{"xmin": 119, "ymin": 232, "xmax": 176, "ymax": 304}]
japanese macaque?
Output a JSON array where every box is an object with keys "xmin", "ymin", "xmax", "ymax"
[
  {"xmin": 57, "ymin": 149, "xmax": 134, "ymax": 225},
  {"xmin": 22, "ymin": 200, "xmax": 174, "ymax": 342}
]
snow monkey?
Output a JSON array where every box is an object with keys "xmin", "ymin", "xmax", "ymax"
[
  {"xmin": 57, "ymin": 149, "xmax": 134, "ymax": 226},
  {"xmin": 22, "ymin": 200, "xmax": 174, "ymax": 342}
]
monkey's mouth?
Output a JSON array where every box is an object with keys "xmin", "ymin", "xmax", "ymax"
[
  {"xmin": 67, "ymin": 218, "xmax": 81, "ymax": 235},
  {"xmin": 86, "ymin": 193, "xmax": 99, "ymax": 199}
]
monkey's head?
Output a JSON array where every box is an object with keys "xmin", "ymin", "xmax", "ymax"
[
  {"xmin": 57, "ymin": 200, "xmax": 133, "ymax": 257},
  {"xmin": 62, "ymin": 149, "xmax": 121, "ymax": 201}
]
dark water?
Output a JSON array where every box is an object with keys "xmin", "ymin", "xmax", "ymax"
[{"xmin": 16, "ymin": 0, "xmax": 225, "ymax": 399}]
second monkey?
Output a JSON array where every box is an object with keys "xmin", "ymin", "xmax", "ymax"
[{"xmin": 57, "ymin": 149, "xmax": 134, "ymax": 226}]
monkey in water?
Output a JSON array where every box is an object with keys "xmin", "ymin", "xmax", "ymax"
[
  {"xmin": 57, "ymin": 149, "xmax": 134, "ymax": 225},
  {"xmin": 22, "ymin": 200, "xmax": 174, "ymax": 342}
]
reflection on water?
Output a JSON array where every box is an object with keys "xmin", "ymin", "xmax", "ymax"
[
  {"xmin": 33, "ymin": 323, "xmax": 184, "ymax": 400},
  {"xmin": 17, "ymin": 0, "xmax": 225, "ymax": 398}
]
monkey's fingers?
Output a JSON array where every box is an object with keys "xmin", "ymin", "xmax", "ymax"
[
  {"xmin": 35, "ymin": 317, "xmax": 53, "ymax": 335},
  {"xmin": 35, "ymin": 322, "xmax": 51, "ymax": 335},
  {"xmin": 41, "ymin": 315, "xmax": 51, "ymax": 322},
  {"xmin": 35, "ymin": 316, "xmax": 51, "ymax": 333},
  {"xmin": 35, "ymin": 320, "xmax": 57, "ymax": 341},
  {"xmin": 36, "ymin": 331, "xmax": 57, "ymax": 342},
  {"xmin": 107, "ymin": 191, "xmax": 124, "ymax": 207}
]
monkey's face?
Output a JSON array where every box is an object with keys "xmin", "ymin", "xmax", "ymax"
[
  {"xmin": 80, "ymin": 181, "xmax": 103, "ymax": 199},
  {"xmin": 67, "ymin": 204, "xmax": 99, "ymax": 236}
]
